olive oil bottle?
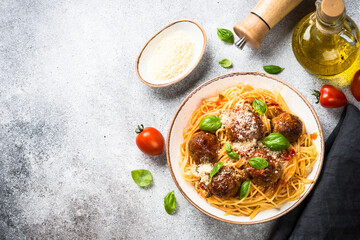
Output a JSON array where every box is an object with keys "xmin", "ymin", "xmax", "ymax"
[{"xmin": 292, "ymin": 0, "xmax": 360, "ymax": 76}]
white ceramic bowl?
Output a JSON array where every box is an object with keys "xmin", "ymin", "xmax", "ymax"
[
  {"xmin": 166, "ymin": 72, "xmax": 324, "ymax": 224},
  {"xmin": 136, "ymin": 20, "xmax": 206, "ymax": 87}
]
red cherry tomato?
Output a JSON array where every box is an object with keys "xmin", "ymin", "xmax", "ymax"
[
  {"xmin": 313, "ymin": 85, "xmax": 347, "ymax": 108},
  {"xmin": 351, "ymin": 70, "xmax": 360, "ymax": 101},
  {"xmin": 135, "ymin": 125, "xmax": 165, "ymax": 156}
]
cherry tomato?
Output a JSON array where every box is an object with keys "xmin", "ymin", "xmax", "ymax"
[
  {"xmin": 351, "ymin": 70, "xmax": 360, "ymax": 101},
  {"xmin": 135, "ymin": 124, "xmax": 165, "ymax": 156},
  {"xmin": 312, "ymin": 85, "xmax": 347, "ymax": 108}
]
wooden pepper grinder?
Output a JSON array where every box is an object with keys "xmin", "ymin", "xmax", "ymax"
[{"xmin": 234, "ymin": 0, "xmax": 303, "ymax": 49}]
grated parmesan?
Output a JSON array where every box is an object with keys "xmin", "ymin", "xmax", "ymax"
[
  {"xmin": 149, "ymin": 31, "xmax": 194, "ymax": 80},
  {"xmin": 233, "ymin": 139, "xmax": 257, "ymax": 153},
  {"xmin": 221, "ymin": 103, "xmax": 261, "ymax": 141},
  {"xmin": 193, "ymin": 163, "xmax": 213, "ymax": 184},
  {"xmin": 232, "ymin": 139, "xmax": 282, "ymax": 160}
]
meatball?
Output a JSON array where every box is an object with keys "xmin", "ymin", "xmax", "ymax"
[
  {"xmin": 245, "ymin": 148, "xmax": 283, "ymax": 188},
  {"xmin": 247, "ymin": 160, "xmax": 283, "ymax": 188},
  {"xmin": 188, "ymin": 131, "xmax": 219, "ymax": 164},
  {"xmin": 225, "ymin": 106, "xmax": 264, "ymax": 141},
  {"xmin": 271, "ymin": 113, "xmax": 303, "ymax": 143},
  {"xmin": 210, "ymin": 166, "xmax": 245, "ymax": 198}
]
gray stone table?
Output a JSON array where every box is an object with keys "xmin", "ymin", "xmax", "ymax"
[{"xmin": 1, "ymin": 0, "xmax": 359, "ymax": 239}]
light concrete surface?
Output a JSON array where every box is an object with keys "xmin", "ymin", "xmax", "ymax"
[{"xmin": 0, "ymin": 0, "xmax": 359, "ymax": 239}]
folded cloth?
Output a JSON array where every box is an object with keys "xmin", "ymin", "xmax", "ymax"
[{"xmin": 270, "ymin": 104, "xmax": 360, "ymax": 240}]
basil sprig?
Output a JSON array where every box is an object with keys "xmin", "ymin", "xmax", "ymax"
[
  {"xmin": 224, "ymin": 143, "xmax": 239, "ymax": 160},
  {"xmin": 228, "ymin": 151, "xmax": 239, "ymax": 160},
  {"xmin": 164, "ymin": 191, "xmax": 176, "ymax": 215},
  {"xmin": 225, "ymin": 143, "xmax": 232, "ymax": 153},
  {"xmin": 131, "ymin": 169, "xmax": 153, "ymax": 187},
  {"xmin": 217, "ymin": 28, "xmax": 234, "ymax": 44},
  {"xmin": 263, "ymin": 132, "xmax": 290, "ymax": 151},
  {"xmin": 263, "ymin": 65, "xmax": 284, "ymax": 74},
  {"xmin": 209, "ymin": 162, "xmax": 223, "ymax": 182},
  {"xmin": 199, "ymin": 115, "xmax": 222, "ymax": 131},
  {"xmin": 252, "ymin": 98, "xmax": 267, "ymax": 115},
  {"xmin": 239, "ymin": 180, "xmax": 251, "ymax": 199},
  {"xmin": 249, "ymin": 157, "xmax": 268, "ymax": 170},
  {"xmin": 219, "ymin": 58, "xmax": 232, "ymax": 68}
]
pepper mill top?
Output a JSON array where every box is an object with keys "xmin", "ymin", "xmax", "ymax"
[{"xmin": 233, "ymin": 0, "xmax": 303, "ymax": 50}]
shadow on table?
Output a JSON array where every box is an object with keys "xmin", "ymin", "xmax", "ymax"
[
  {"xmin": 198, "ymin": 212, "xmax": 278, "ymax": 239},
  {"xmin": 146, "ymin": 150, "xmax": 167, "ymax": 167},
  {"xmin": 149, "ymin": 49, "xmax": 212, "ymax": 99}
]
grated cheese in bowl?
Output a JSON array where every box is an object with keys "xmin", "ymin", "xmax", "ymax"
[{"xmin": 148, "ymin": 31, "xmax": 194, "ymax": 81}]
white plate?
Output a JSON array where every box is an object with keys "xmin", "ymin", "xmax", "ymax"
[
  {"xmin": 136, "ymin": 20, "xmax": 206, "ymax": 87},
  {"xmin": 166, "ymin": 72, "xmax": 324, "ymax": 224}
]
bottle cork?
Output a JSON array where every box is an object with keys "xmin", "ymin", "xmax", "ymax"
[{"xmin": 320, "ymin": 0, "xmax": 345, "ymax": 23}]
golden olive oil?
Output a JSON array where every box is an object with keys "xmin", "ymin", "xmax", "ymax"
[{"xmin": 292, "ymin": 0, "xmax": 360, "ymax": 76}]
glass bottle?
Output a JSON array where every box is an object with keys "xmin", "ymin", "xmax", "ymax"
[{"xmin": 292, "ymin": 0, "xmax": 360, "ymax": 76}]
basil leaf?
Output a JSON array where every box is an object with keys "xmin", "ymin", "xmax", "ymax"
[
  {"xmin": 252, "ymin": 98, "xmax": 267, "ymax": 115},
  {"xmin": 224, "ymin": 143, "xmax": 232, "ymax": 153},
  {"xmin": 199, "ymin": 115, "xmax": 222, "ymax": 131},
  {"xmin": 239, "ymin": 180, "xmax": 251, "ymax": 199},
  {"xmin": 225, "ymin": 143, "xmax": 239, "ymax": 160},
  {"xmin": 263, "ymin": 132, "xmax": 290, "ymax": 151},
  {"xmin": 164, "ymin": 191, "xmax": 176, "ymax": 215},
  {"xmin": 218, "ymin": 58, "xmax": 232, "ymax": 68},
  {"xmin": 227, "ymin": 151, "xmax": 239, "ymax": 160},
  {"xmin": 131, "ymin": 169, "xmax": 153, "ymax": 187},
  {"xmin": 263, "ymin": 65, "xmax": 284, "ymax": 74},
  {"xmin": 210, "ymin": 162, "xmax": 223, "ymax": 181},
  {"xmin": 217, "ymin": 28, "xmax": 234, "ymax": 44},
  {"xmin": 249, "ymin": 157, "xmax": 268, "ymax": 170}
]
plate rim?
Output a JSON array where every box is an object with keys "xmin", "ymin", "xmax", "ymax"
[{"xmin": 166, "ymin": 71, "xmax": 325, "ymax": 224}]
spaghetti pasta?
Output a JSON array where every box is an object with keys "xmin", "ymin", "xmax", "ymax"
[{"xmin": 180, "ymin": 83, "xmax": 318, "ymax": 219}]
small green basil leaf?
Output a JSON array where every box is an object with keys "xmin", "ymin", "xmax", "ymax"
[
  {"xmin": 239, "ymin": 180, "xmax": 251, "ymax": 199},
  {"xmin": 224, "ymin": 143, "xmax": 233, "ymax": 153},
  {"xmin": 249, "ymin": 157, "xmax": 268, "ymax": 170},
  {"xmin": 219, "ymin": 58, "xmax": 232, "ymax": 68},
  {"xmin": 217, "ymin": 28, "xmax": 234, "ymax": 44},
  {"xmin": 131, "ymin": 169, "xmax": 153, "ymax": 187},
  {"xmin": 164, "ymin": 191, "xmax": 176, "ymax": 215},
  {"xmin": 263, "ymin": 65, "xmax": 285, "ymax": 74},
  {"xmin": 209, "ymin": 162, "xmax": 223, "ymax": 182},
  {"xmin": 252, "ymin": 98, "xmax": 267, "ymax": 115},
  {"xmin": 199, "ymin": 115, "xmax": 222, "ymax": 131},
  {"xmin": 263, "ymin": 132, "xmax": 290, "ymax": 151},
  {"xmin": 227, "ymin": 151, "xmax": 239, "ymax": 160}
]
